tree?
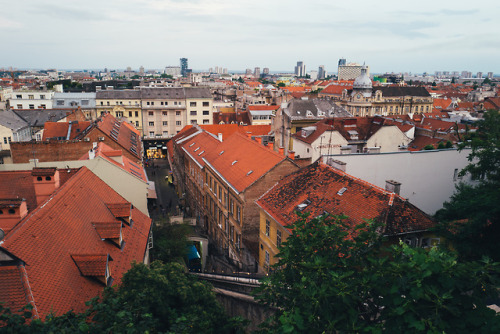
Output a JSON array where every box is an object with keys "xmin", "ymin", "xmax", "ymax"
[
  {"xmin": 150, "ymin": 222, "xmax": 191, "ymax": 263},
  {"xmin": 423, "ymin": 144, "xmax": 435, "ymax": 150},
  {"xmin": 255, "ymin": 214, "xmax": 500, "ymax": 333},
  {"xmin": 277, "ymin": 82, "xmax": 286, "ymax": 88},
  {"xmin": 435, "ymin": 110, "xmax": 500, "ymax": 261},
  {"xmin": 1, "ymin": 262, "xmax": 246, "ymax": 333}
]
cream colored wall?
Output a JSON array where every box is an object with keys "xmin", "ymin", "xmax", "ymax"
[
  {"xmin": 311, "ymin": 131, "xmax": 348, "ymax": 161},
  {"xmin": 0, "ymin": 125, "xmax": 13, "ymax": 150},
  {"xmin": 321, "ymin": 149, "xmax": 473, "ymax": 215},
  {"xmin": 0, "ymin": 157, "xmax": 150, "ymax": 216},
  {"xmin": 186, "ymin": 98, "xmax": 213, "ymax": 126},
  {"xmin": 367, "ymin": 126, "xmax": 411, "ymax": 153}
]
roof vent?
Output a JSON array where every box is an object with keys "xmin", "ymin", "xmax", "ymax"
[
  {"xmin": 219, "ymin": 150, "xmax": 224, "ymax": 155},
  {"xmin": 194, "ymin": 147, "xmax": 200, "ymax": 152},
  {"xmin": 337, "ymin": 187, "xmax": 347, "ymax": 195},
  {"xmin": 232, "ymin": 160, "xmax": 238, "ymax": 165},
  {"xmin": 247, "ymin": 170, "xmax": 253, "ymax": 176},
  {"xmin": 198, "ymin": 151, "xmax": 205, "ymax": 156}
]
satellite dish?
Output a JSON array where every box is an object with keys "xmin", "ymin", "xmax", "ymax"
[{"xmin": 0, "ymin": 228, "xmax": 4, "ymax": 242}]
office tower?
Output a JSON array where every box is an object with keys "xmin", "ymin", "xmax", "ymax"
[
  {"xmin": 477, "ymin": 72, "xmax": 483, "ymax": 79},
  {"xmin": 263, "ymin": 67, "xmax": 270, "ymax": 75},
  {"xmin": 254, "ymin": 67, "xmax": 260, "ymax": 78},
  {"xmin": 294, "ymin": 61, "xmax": 306, "ymax": 77},
  {"xmin": 487, "ymin": 72, "xmax": 494, "ymax": 79},
  {"xmin": 180, "ymin": 58, "xmax": 188, "ymax": 76},
  {"xmin": 318, "ymin": 65, "xmax": 326, "ymax": 79},
  {"xmin": 245, "ymin": 68, "xmax": 252, "ymax": 75},
  {"xmin": 338, "ymin": 58, "xmax": 346, "ymax": 66}
]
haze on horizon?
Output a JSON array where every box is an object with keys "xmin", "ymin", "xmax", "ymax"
[{"xmin": 1, "ymin": 0, "xmax": 498, "ymax": 74}]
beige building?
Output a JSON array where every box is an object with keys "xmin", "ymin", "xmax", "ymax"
[
  {"xmin": 338, "ymin": 63, "xmax": 368, "ymax": 81},
  {"xmin": 340, "ymin": 66, "xmax": 433, "ymax": 117}
]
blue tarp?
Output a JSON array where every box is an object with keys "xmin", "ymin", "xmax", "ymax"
[{"xmin": 186, "ymin": 244, "xmax": 200, "ymax": 260}]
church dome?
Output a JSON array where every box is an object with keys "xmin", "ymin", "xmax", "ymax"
[{"xmin": 353, "ymin": 64, "xmax": 372, "ymax": 90}]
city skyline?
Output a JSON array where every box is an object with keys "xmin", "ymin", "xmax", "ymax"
[{"xmin": 1, "ymin": 0, "xmax": 498, "ymax": 73}]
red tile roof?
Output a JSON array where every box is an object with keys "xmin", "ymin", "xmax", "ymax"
[
  {"xmin": 483, "ymin": 97, "xmax": 500, "ymax": 111},
  {"xmin": 93, "ymin": 222, "xmax": 122, "ymax": 239},
  {"xmin": 42, "ymin": 121, "xmax": 91, "ymax": 141},
  {"xmin": 94, "ymin": 114, "xmax": 142, "ymax": 160},
  {"xmin": 408, "ymin": 135, "xmax": 444, "ymax": 151},
  {"xmin": 321, "ymin": 84, "xmax": 352, "ymax": 95},
  {"xmin": 247, "ymin": 105, "xmax": 279, "ymax": 111},
  {"xmin": 0, "ymin": 169, "xmax": 78, "ymax": 213},
  {"xmin": 179, "ymin": 131, "xmax": 220, "ymax": 168},
  {"xmin": 71, "ymin": 254, "xmax": 108, "ymax": 277},
  {"xmin": 0, "ymin": 265, "xmax": 33, "ymax": 313},
  {"xmin": 0, "ymin": 167, "xmax": 151, "ymax": 318},
  {"xmin": 203, "ymin": 132, "xmax": 286, "ymax": 193},
  {"xmin": 257, "ymin": 162, "xmax": 435, "ymax": 235},
  {"xmin": 433, "ymin": 98, "xmax": 453, "ymax": 111}
]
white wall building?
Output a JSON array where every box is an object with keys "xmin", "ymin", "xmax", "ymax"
[{"xmin": 9, "ymin": 90, "xmax": 54, "ymax": 109}]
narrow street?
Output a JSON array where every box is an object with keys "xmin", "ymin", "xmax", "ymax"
[{"xmin": 145, "ymin": 158, "xmax": 179, "ymax": 221}]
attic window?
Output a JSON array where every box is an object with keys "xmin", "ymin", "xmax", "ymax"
[
  {"xmin": 189, "ymin": 143, "xmax": 195, "ymax": 147},
  {"xmin": 337, "ymin": 187, "xmax": 347, "ymax": 195},
  {"xmin": 247, "ymin": 170, "xmax": 253, "ymax": 176},
  {"xmin": 198, "ymin": 151, "xmax": 205, "ymax": 156},
  {"xmin": 232, "ymin": 160, "xmax": 238, "ymax": 165},
  {"xmin": 219, "ymin": 150, "xmax": 224, "ymax": 155}
]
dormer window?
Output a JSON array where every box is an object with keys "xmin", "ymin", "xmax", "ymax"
[
  {"xmin": 71, "ymin": 254, "xmax": 113, "ymax": 286},
  {"xmin": 93, "ymin": 221, "xmax": 123, "ymax": 248},
  {"xmin": 105, "ymin": 203, "xmax": 132, "ymax": 225}
]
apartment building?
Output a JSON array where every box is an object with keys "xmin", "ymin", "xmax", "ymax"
[
  {"xmin": 8, "ymin": 90, "xmax": 54, "ymax": 109},
  {"xmin": 95, "ymin": 90, "xmax": 143, "ymax": 133}
]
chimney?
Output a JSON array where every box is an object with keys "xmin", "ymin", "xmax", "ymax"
[
  {"xmin": 385, "ymin": 180, "xmax": 401, "ymax": 195},
  {"xmin": 32, "ymin": 168, "xmax": 60, "ymax": 206},
  {"xmin": 327, "ymin": 159, "xmax": 346, "ymax": 172},
  {"xmin": 218, "ymin": 133, "xmax": 223, "ymax": 142},
  {"xmin": 278, "ymin": 146, "xmax": 284, "ymax": 155},
  {"xmin": 0, "ymin": 199, "xmax": 28, "ymax": 234},
  {"xmin": 256, "ymin": 137, "xmax": 262, "ymax": 145},
  {"xmin": 288, "ymin": 150, "xmax": 295, "ymax": 160}
]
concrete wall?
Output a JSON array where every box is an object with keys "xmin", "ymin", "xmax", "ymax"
[
  {"xmin": 0, "ymin": 157, "xmax": 149, "ymax": 216},
  {"xmin": 322, "ymin": 149, "xmax": 473, "ymax": 215},
  {"xmin": 366, "ymin": 126, "xmax": 411, "ymax": 153}
]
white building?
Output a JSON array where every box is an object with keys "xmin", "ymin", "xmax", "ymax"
[{"xmin": 8, "ymin": 90, "xmax": 55, "ymax": 109}]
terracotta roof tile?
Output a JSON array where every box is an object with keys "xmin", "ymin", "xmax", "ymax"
[
  {"xmin": 257, "ymin": 162, "xmax": 435, "ymax": 235},
  {"xmin": 42, "ymin": 121, "xmax": 91, "ymax": 141},
  {"xmin": 95, "ymin": 114, "xmax": 142, "ymax": 160},
  {"xmin": 93, "ymin": 222, "xmax": 122, "ymax": 239},
  {"xmin": 0, "ymin": 265, "xmax": 31, "ymax": 312},
  {"xmin": 203, "ymin": 132, "xmax": 285, "ymax": 193},
  {"xmin": 106, "ymin": 202, "xmax": 131, "ymax": 218},
  {"xmin": 71, "ymin": 254, "xmax": 108, "ymax": 277},
  {"xmin": 1, "ymin": 167, "xmax": 151, "ymax": 317}
]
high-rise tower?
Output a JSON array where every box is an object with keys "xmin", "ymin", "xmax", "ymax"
[{"xmin": 180, "ymin": 58, "xmax": 188, "ymax": 76}]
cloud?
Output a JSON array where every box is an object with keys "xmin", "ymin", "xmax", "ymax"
[{"xmin": 0, "ymin": 17, "xmax": 23, "ymax": 29}]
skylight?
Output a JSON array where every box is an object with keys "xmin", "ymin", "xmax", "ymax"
[
  {"xmin": 232, "ymin": 160, "xmax": 238, "ymax": 165},
  {"xmin": 337, "ymin": 187, "xmax": 347, "ymax": 195},
  {"xmin": 198, "ymin": 151, "xmax": 205, "ymax": 156},
  {"xmin": 219, "ymin": 150, "xmax": 224, "ymax": 155},
  {"xmin": 194, "ymin": 147, "xmax": 200, "ymax": 152},
  {"xmin": 189, "ymin": 143, "xmax": 195, "ymax": 147},
  {"xmin": 247, "ymin": 170, "xmax": 253, "ymax": 176}
]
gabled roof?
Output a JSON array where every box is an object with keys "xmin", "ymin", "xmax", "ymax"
[
  {"xmin": 180, "ymin": 131, "xmax": 221, "ymax": 168},
  {"xmin": 408, "ymin": 135, "xmax": 445, "ymax": 151},
  {"xmin": 42, "ymin": 121, "xmax": 91, "ymax": 141},
  {"xmin": 0, "ymin": 110, "xmax": 29, "ymax": 131},
  {"xmin": 321, "ymin": 84, "xmax": 352, "ymax": 95},
  {"xmin": 0, "ymin": 167, "xmax": 151, "ymax": 317},
  {"xmin": 13, "ymin": 109, "xmax": 74, "ymax": 127},
  {"xmin": 256, "ymin": 162, "xmax": 435, "ymax": 235},
  {"xmin": 483, "ymin": 97, "xmax": 500, "ymax": 111},
  {"xmin": 433, "ymin": 98, "xmax": 453, "ymax": 111},
  {"xmin": 0, "ymin": 265, "xmax": 35, "ymax": 314},
  {"xmin": 203, "ymin": 132, "xmax": 286, "ymax": 193},
  {"xmin": 71, "ymin": 254, "xmax": 108, "ymax": 277},
  {"xmin": 94, "ymin": 113, "xmax": 142, "ymax": 159}
]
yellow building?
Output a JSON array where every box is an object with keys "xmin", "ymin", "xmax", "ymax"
[
  {"xmin": 96, "ymin": 90, "xmax": 143, "ymax": 134},
  {"xmin": 255, "ymin": 161, "xmax": 438, "ymax": 273}
]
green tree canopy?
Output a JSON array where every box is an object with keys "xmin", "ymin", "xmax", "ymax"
[
  {"xmin": 435, "ymin": 110, "xmax": 500, "ymax": 261},
  {"xmin": 255, "ymin": 214, "xmax": 500, "ymax": 333}
]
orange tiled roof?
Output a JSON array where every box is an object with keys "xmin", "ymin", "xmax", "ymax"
[
  {"xmin": 42, "ymin": 121, "xmax": 91, "ymax": 141},
  {"xmin": 247, "ymin": 105, "xmax": 279, "ymax": 111},
  {"xmin": 484, "ymin": 97, "xmax": 500, "ymax": 110},
  {"xmin": 95, "ymin": 114, "xmax": 142, "ymax": 160},
  {"xmin": 408, "ymin": 135, "xmax": 444, "ymax": 151},
  {"xmin": 203, "ymin": 132, "xmax": 285, "ymax": 193},
  {"xmin": 256, "ymin": 161, "xmax": 435, "ymax": 235},
  {"xmin": 199, "ymin": 124, "xmax": 271, "ymax": 140},
  {"xmin": 0, "ymin": 265, "xmax": 33, "ymax": 313},
  {"xmin": 433, "ymin": 98, "xmax": 452, "ymax": 111},
  {"xmin": 0, "ymin": 167, "xmax": 151, "ymax": 318},
  {"xmin": 321, "ymin": 84, "xmax": 352, "ymax": 95},
  {"xmin": 179, "ymin": 131, "xmax": 221, "ymax": 168}
]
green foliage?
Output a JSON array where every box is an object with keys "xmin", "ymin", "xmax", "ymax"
[
  {"xmin": 277, "ymin": 82, "xmax": 286, "ymax": 88},
  {"xmin": 1, "ymin": 262, "xmax": 246, "ymax": 333},
  {"xmin": 161, "ymin": 74, "xmax": 174, "ymax": 79},
  {"xmin": 437, "ymin": 142, "xmax": 445, "ymax": 149},
  {"xmin": 423, "ymin": 144, "xmax": 435, "ymax": 150},
  {"xmin": 150, "ymin": 222, "xmax": 191, "ymax": 263},
  {"xmin": 445, "ymin": 140, "xmax": 453, "ymax": 148},
  {"xmin": 237, "ymin": 77, "xmax": 244, "ymax": 83},
  {"xmin": 435, "ymin": 110, "xmax": 500, "ymax": 261},
  {"xmin": 255, "ymin": 214, "xmax": 500, "ymax": 333}
]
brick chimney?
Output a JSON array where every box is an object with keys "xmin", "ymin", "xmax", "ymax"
[
  {"xmin": 278, "ymin": 146, "xmax": 284, "ymax": 155},
  {"xmin": 288, "ymin": 151, "xmax": 295, "ymax": 160},
  {"xmin": 32, "ymin": 168, "xmax": 60, "ymax": 206},
  {"xmin": 0, "ymin": 199, "xmax": 28, "ymax": 234},
  {"xmin": 385, "ymin": 180, "xmax": 401, "ymax": 195},
  {"xmin": 256, "ymin": 137, "xmax": 262, "ymax": 145}
]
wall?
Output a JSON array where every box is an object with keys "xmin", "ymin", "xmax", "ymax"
[
  {"xmin": 366, "ymin": 126, "xmax": 411, "ymax": 153},
  {"xmin": 322, "ymin": 149, "xmax": 473, "ymax": 215},
  {"xmin": 10, "ymin": 141, "xmax": 93, "ymax": 163}
]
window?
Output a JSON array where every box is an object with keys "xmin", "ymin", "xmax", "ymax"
[
  {"xmin": 230, "ymin": 199, "xmax": 234, "ymax": 215},
  {"xmin": 149, "ymin": 131, "xmax": 154, "ymax": 138},
  {"xmin": 163, "ymin": 121, "xmax": 168, "ymax": 126},
  {"xmin": 16, "ymin": 94, "xmax": 22, "ymax": 99},
  {"xmin": 116, "ymin": 111, "xmax": 123, "ymax": 117},
  {"xmin": 129, "ymin": 111, "xmax": 132, "ymax": 117},
  {"xmin": 203, "ymin": 119, "xmax": 210, "ymax": 124},
  {"xmin": 236, "ymin": 206, "xmax": 241, "ymax": 222},
  {"xmin": 135, "ymin": 111, "xmax": 139, "ymax": 117},
  {"xmin": 236, "ymin": 234, "xmax": 241, "ymax": 250},
  {"xmin": 162, "ymin": 111, "xmax": 168, "ymax": 116},
  {"xmin": 176, "ymin": 121, "xmax": 181, "ymax": 126},
  {"xmin": 151, "ymin": 102, "xmax": 154, "ymax": 106},
  {"xmin": 29, "ymin": 104, "xmax": 34, "ymax": 109},
  {"xmin": 190, "ymin": 110, "xmax": 197, "ymax": 116},
  {"xmin": 28, "ymin": 95, "xmax": 34, "ymax": 100},
  {"xmin": 101, "ymin": 101, "xmax": 104, "ymax": 105},
  {"xmin": 190, "ymin": 102, "xmax": 197, "ymax": 107},
  {"xmin": 56, "ymin": 100, "xmax": 64, "ymax": 106},
  {"xmin": 80, "ymin": 99, "xmax": 88, "ymax": 105},
  {"xmin": 218, "ymin": 187, "xmax": 222, "ymax": 201},
  {"xmin": 147, "ymin": 102, "xmax": 150, "ymax": 105},
  {"xmin": 191, "ymin": 120, "xmax": 197, "ymax": 125},
  {"xmin": 230, "ymin": 225, "xmax": 234, "ymax": 241},
  {"xmin": 135, "ymin": 121, "xmax": 139, "ymax": 127},
  {"xmin": 164, "ymin": 102, "xmax": 168, "ymax": 106},
  {"xmin": 203, "ymin": 102, "xmax": 209, "ymax": 107},
  {"xmin": 277, "ymin": 230, "xmax": 282, "ymax": 248},
  {"xmin": 148, "ymin": 111, "xmax": 154, "ymax": 116},
  {"xmin": 265, "ymin": 220, "xmax": 270, "ymax": 236},
  {"xmin": 224, "ymin": 193, "xmax": 228, "ymax": 208},
  {"xmin": 17, "ymin": 104, "xmax": 22, "ymax": 109},
  {"xmin": 203, "ymin": 110, "xmax": 209, "ymax": 115},
  {"xmin": 176, "ymin": 111, "xmax": 181, "ymax": 116},
  {"xmin": 40, "ymin": 104, "xmax": 46, "ymax": 109},
  {"xmin": 107, "ymin": 101, "xmax": 110, "ymax": 106},
  {"xmin": 163, "ymin": 131, "xmax": 168, "ymax": 137},
  {"xmin": 161, "ymin": 101, "xmax": 164, "ymax": 105},
  {"xmin": 149, "ymin": 122, "xmax": 154, "ymax": 126},
  {"xmin": 3, "ymin": 137, "xmax": 7, "ymax": 144},
  {"xmin": 265, "ymin": 250, "xmax": 270, "ymax": 265}
]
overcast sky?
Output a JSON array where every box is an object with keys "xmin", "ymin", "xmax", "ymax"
[{"xmin": 1, "ymin": 0, "xmax": 498, "ymax": 74}]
